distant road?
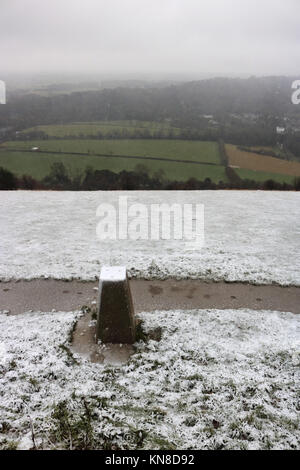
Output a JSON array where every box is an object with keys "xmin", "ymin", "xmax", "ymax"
[{"xmin": 1, "ymin": 147, "xmax": 220, "ymax": 167}]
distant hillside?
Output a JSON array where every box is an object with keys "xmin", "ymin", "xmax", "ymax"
[{"xmin": 1, "ymin": 76, "xmax": 299, "ymax": 157}]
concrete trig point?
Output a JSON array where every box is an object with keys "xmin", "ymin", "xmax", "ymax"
[{"xmin": 96, "ymin": 266, "xmax": 136, "ymax": 344}]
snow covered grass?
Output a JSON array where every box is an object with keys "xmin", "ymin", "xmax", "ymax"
[
  {"xmin": 0, "ymin": 191, "xmax": 299, "ymax": 286},
  {"xmin": 0, "ymin": 308, "xmax": 299, "ymax": 450}
]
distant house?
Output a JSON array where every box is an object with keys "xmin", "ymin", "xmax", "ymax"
[
  {"xmin": 31, "ymin": 147, "xmax": 40, "ymax": 151},
  {"xmin": 276, "ymin": 127, "xmax": 285, "ymax": 135}
]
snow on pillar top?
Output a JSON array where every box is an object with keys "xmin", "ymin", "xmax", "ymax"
[{"xmin": 100, "ymin": 266, "xmax": 127, "ymax": 282}]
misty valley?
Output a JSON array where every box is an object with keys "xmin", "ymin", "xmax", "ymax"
[{"xmin": 0, "ymin": 76, "xmax": 300, "ymax": 191}]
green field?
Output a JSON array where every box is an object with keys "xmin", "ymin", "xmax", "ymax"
[
  {"xmin": 21, "ymin": 121, "xmax": 184, "ymax": 138},
  {"xmin": 3, "ymin": 139, "xmax": 221, "ymax": 163},
  {"xmin": 235, "ymin": 168, "xmax": 297, "ymax": 184},
  {"xmin": 1, "ymin": 133, "xmax": 297, "ymax": 185},
  {"xmin": 0, "ymin": 139, "xmax": 226, "ymax": 182}
]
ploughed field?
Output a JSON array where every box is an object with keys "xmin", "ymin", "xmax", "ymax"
[{"xmin": 226, "ymin": 144, "xmax": 300, "ymax": 184}]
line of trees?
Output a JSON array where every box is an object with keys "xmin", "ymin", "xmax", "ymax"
[
  {"xmin": 1, "ymin": 164, "xmax": 300, "ymax": 191},
  {"xmin": 20, "ymin": 128, "xmax": 219, "ymax": 142}
]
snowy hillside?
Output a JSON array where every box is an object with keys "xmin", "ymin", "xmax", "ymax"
[
  {"xmin": 0, "ymin": 308, "xmax": 299, "ymax": 450},
  {"xmin": 0, "ymin": 191, "xmax": 299, "ymax": 285}
]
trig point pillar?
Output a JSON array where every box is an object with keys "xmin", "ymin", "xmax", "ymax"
[{"xmin": 96, "ymin": 266, "xmax": 136, "ymax": 344}]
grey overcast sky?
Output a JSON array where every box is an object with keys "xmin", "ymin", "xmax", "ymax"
[{"xmin": 0, "ymin": 0, "xmax": 299, "ymax": 77}]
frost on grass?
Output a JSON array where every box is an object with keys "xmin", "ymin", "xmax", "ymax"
[
  {"xmin": 0, "ymin": 309, "xmax": 299, "ymax": 450},
  {"xmin": 0, "ymin": 191, "xmax": 299, "ymax": 286}
]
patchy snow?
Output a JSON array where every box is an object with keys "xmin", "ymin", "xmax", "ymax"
[
  {"xmin": 0, "ymin": 308, "xmax": 299, "ymax": 450},
  {"xmin": 0, "ymin": 191, "xmax": 299, "ymax": 285}
]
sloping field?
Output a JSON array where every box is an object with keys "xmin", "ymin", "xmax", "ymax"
[
  {"xmin": 0, "ymin": 308, "xmax": 299, "ymax": 450},
  {"xmin": 0, "ymin": 139, "xmax": 225, "ymax": 182},
  {"xmin": 0, "ymin": 150, "xmax": 226, "ymax": 182},
  {"xmin": 0, "ymin": 191, "xmax": 299, "ymax": 286},
  {"xmin": 226, "ymin": 144, "xmax": 300, "ymax": 177},
  {"xmin": 235, "ymin": 169, "xmax": 296, "ymax": 185},
  {"xmin": 21, "ymin": 121, "xmax": 184, "ymax": 138},
  {"xmin": 2, "ymin": 139, "xmax": 221, "ymax": 164},
  {"xmin": 248, "ymin": 146, "xmax": 297, "ymax": 163}
]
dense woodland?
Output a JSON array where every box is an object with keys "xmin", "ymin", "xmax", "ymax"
[{"xmin": 1, "ymin": 76, "xmax": 300, "ymax": 157}]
